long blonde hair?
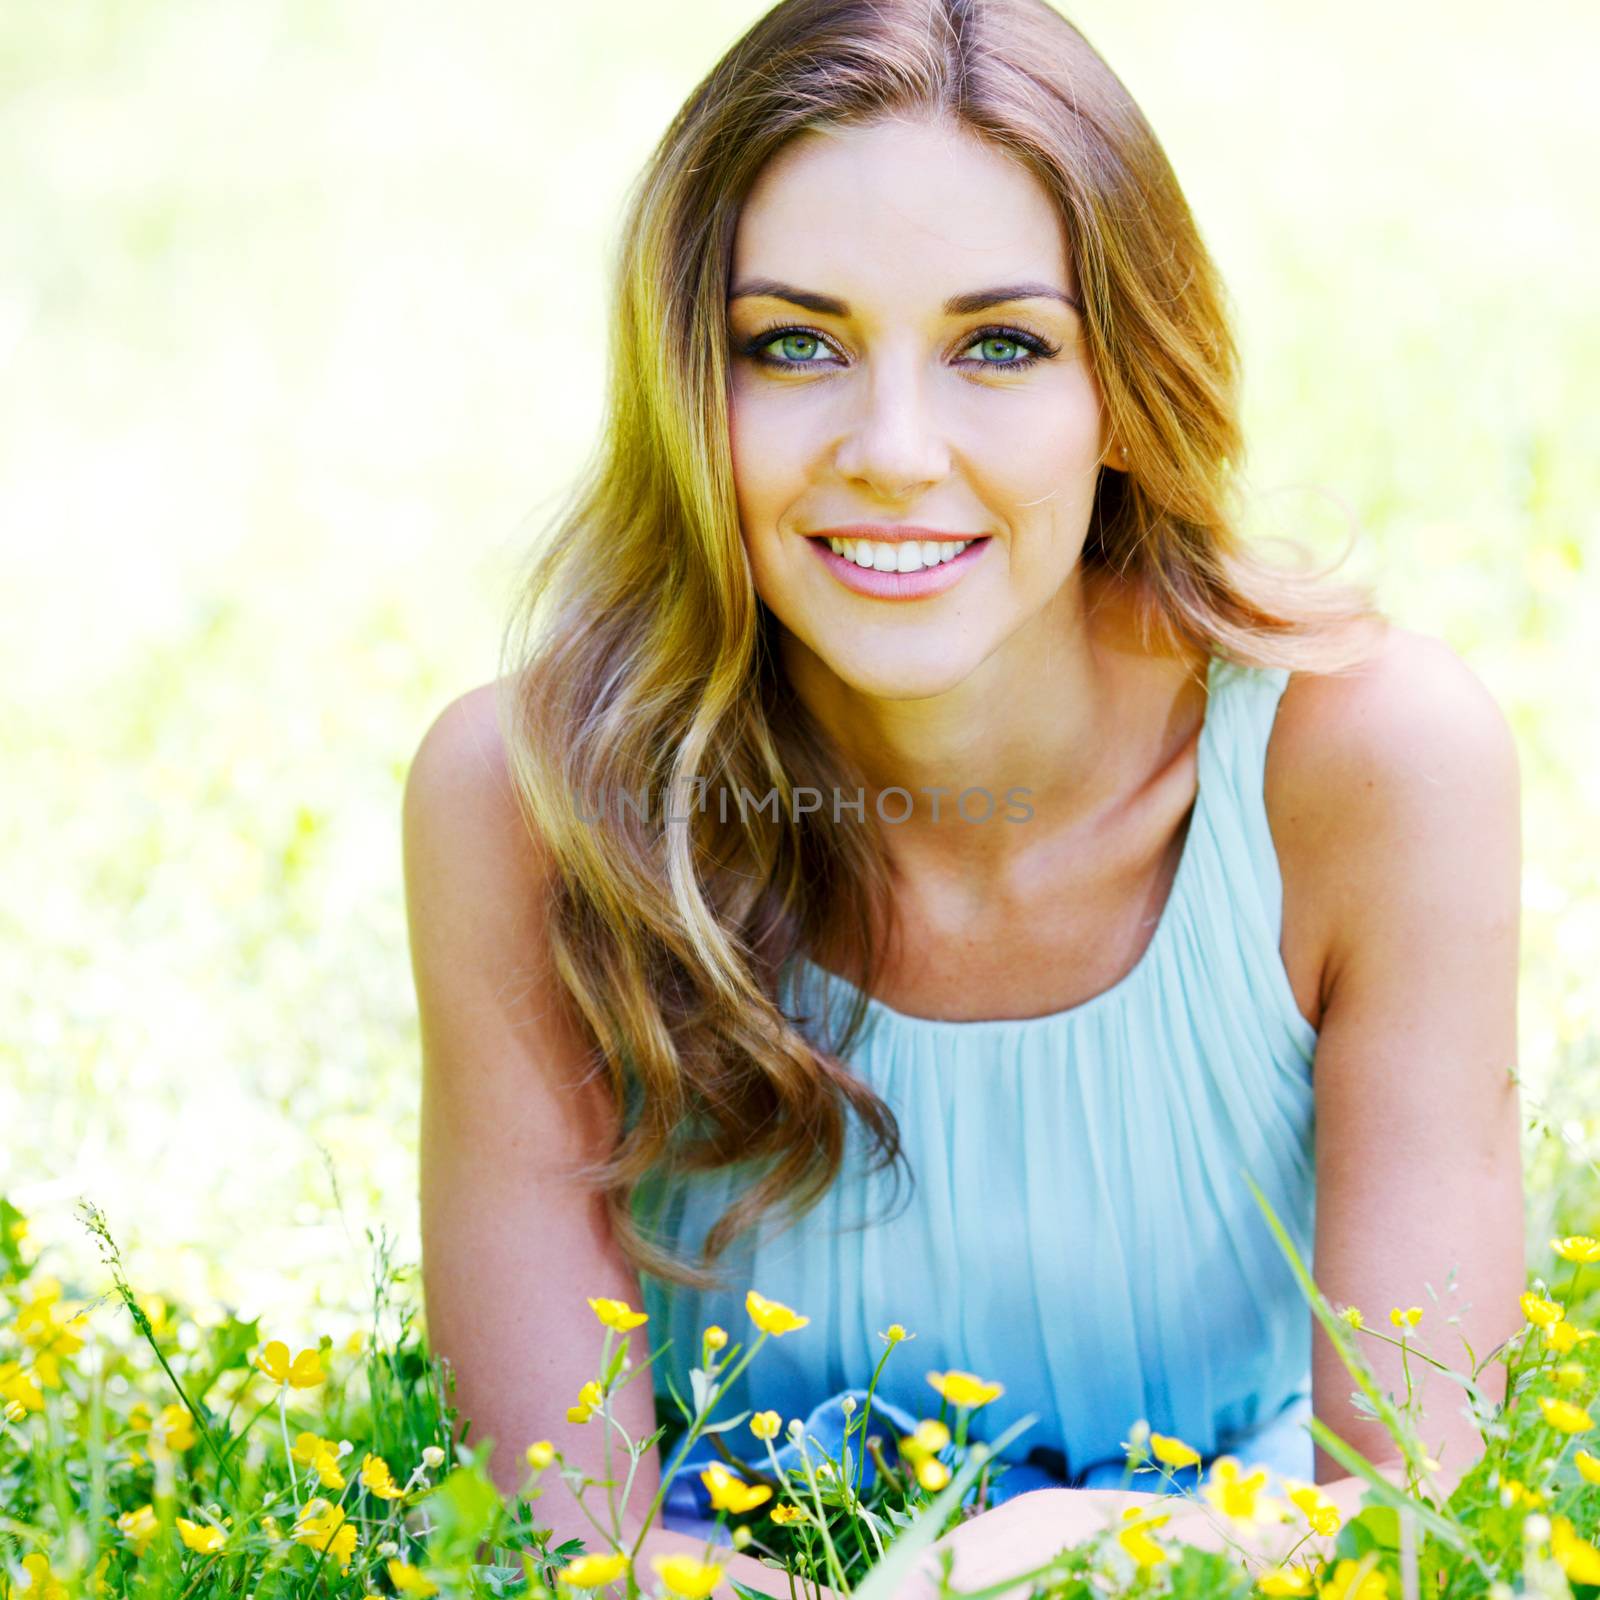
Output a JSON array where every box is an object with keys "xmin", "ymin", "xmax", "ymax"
[{"xmin": 495, "ymin": 0, "xmax": 1387, "ymax": 1292}]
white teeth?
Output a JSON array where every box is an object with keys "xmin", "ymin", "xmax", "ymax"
[{"xmin": 824, "ymin": 538, "xmax": 973, "ymax": 572}]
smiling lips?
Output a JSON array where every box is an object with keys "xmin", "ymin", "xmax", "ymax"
[
  {"xmin": 810, "ymin": 524, "xmax": 989, "ymax": 576},
  {"xmin": 806, "ymin": 526, "xmax": 992, "ymax": 598}
]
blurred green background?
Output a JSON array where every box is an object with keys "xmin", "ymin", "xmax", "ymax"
[{"xmin": 2, "ymin": 0, "xmax": 1596, "ymax": 1332}]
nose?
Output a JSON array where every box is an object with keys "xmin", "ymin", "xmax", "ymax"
[{"xmin": 830, "ymin": 346, "xmax": 952, "ymax": 501}]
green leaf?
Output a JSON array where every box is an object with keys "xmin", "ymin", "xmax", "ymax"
[
  {"xmin": 425, "ymin": 1451, "xmax": 509, "ymax": 1568},
  {"xmin": 698, "ymin": 1408, "xmax": 754, "ymax": 1435},
  {"xmin": 1337, "ymin": 1504, "xmax": 1402, "ymax": 1560},
  {"xmin": 690, "ymin": 1366, "xmax": 715, "ymax": 1416},
  {"xmin": 1165, "ymin": 1544, "xmax": 1255, "ymax": 1600}
]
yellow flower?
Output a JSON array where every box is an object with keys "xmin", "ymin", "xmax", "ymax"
[
  {"xmin": 1284, "ymin": 1479, "xmax": 1343, "ymax": 1536},
  {"xmin": 703, "ymin": 1326, "xmax": 728, "ymax": 1352},
  {"xmin": 1522, "ymin": 1293, "xmax": 1565, "ymax": 1330},
  {"xmin": 916, "ymin": 1456, "xmax": 951, "ymax": 1491},
  {"xmin": 1389, "ymin": 1307, "xmax": 1423, "ymax": 1331},
  {"xmin": 17, "ymin": 1288, "xmax": 86, "ymax": 1374},
  {"xmin": 1117, "ymin": 1523, "xmax": 1168, "ymax": 1568},
  {"xmin": 750, "ymin": 1410, "xmax": 782, "ymax": 1441},
  {"xmin": 1118, "ymin": 1505, "xmax": 1171, "ymax": 1564},
  {"xmin": 770, "ymin": 1503, "xmax": 808, "ymax": 1524},
  {"xmin": 1574, "ymin": 1449, "xmax": 1600, "ymax": 1485},
  {"xmin": 558, "ymin": 1551, "xmax": 631, "ymax": 1589},
  {"xmin": 1555, "ymin": 1362, "xmax": 1588, "ymax": 1389},
  {"xmin": 587, "ymin": 1296, "xmax": 649, "ymax": 1332},
  {"xmin": 1552, "ymin": 1517, "xmax": 1600, "ymax": 1586},
  {"xmin": 254, "ymin": 1340, "xmax": 326, "ymax": 1389},
  {"xmin": 1259, "ymin": 1566, "xmax": 1317, "ymax": 1597},
  {"xmin": 19, "ymin": 1554, "xmax": 68, "ymax": 1600},
  {"xmin": 1202, "ymin": 1457, "xmax": 1285, "ymax": 1528},
  {"xmin": 925, "ymin": 1369, "xmax": 1004, "ymax": 1408},
  {"xmin": 1319, "ymin": 1558, "xmax": 1387, "ymax": 1600},
  {"xmin": 1338, "ymin": 1306, "xmax": 1365, "ymax": 1330},
  {"xmin": 1500, "ymin": 1479, "xmax": 1546, "ymax": 1509},
  {"xmin": 650, "ymin": 1552, "xmax": 725, "ymax": 1599},
  {"xmin": 1122, "ymin": 1506, "xmax": 1171, "ymax": 1529},
  {"xmin": 149, "ymin": 1403, "xmax": 197, "ymax": 1454},
  {"xmin": 1553, "ymin": 1237, "xmax": 1600, "ymax": 1264},
  {"xmin": 1538, "ymin": 1396, "xmax": 1593, "ymax": 1434},
  {"xmin": 700, "ymin": 1463, "xmax": 773, "ymax": 1516},
  {"xmin": 388, "ymin": 1559, "xmax": 441, "ymax": 1597},
  {"xmin": 290, "ymin": 1431, "xmax": 346, "ymax": 1489},
  {"xmin": 913, "ymin": 1419, "xmax": 951, "ymax": 1454},
  {"xmin": 880, "ymin": 1323, "xmax": 913, "ymax": 1344},
  {"xmin": 567, "ymin": 1378, "xmax": 605, "ymax": 1424},
  {"xmin": 361, "ymin": 1452, "xmax": 404, "ymax": 1500},
  {"xmin": 291, "ymin": 1498, "xmax": 358, "ymax": 1574},
  {"xmin": 116, "ymin": 1504, "xmax": 159, "ymax": 1558},
  {"xmin": 0, "ymin": 1360, "xmax": 44, "ymax": 1417},
  {"xmin": 1149, "ymin": 1432, "xmax": 1202, "ymax": 1468},
  {"xmin": 176, "ymin": 1517, "xmax": 226, "ymax": 1555},
  {"xmin": 344, "ymin": 1329, "xmax": 365, "ymax": 1357},
  {"xmin": 1547, "ymin": 1321, "xmax": 1598, "ymax": 1354},
  {"xmin": 526, "ymin": 1439, "xmax": 555, "ymax": 1470},
  {"xmin": 746, "ymin": 1290, "xmax": 810, "ymax": 1337}
]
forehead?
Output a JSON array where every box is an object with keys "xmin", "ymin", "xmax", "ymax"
[{"xmin": 731, "ymin": 118, "xmax": 1073, "ymax": 311}]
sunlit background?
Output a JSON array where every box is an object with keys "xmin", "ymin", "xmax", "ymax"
[{"xmin": 4, "ymin": 0, "xmax": 1597, "ymax": 1338}]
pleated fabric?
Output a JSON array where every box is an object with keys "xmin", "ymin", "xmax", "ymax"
[{"xmin": 632, "ymin": 654, "xmax": 1320, "ymax": 1537}]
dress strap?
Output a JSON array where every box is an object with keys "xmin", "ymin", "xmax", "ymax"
[{"xmin": 1198, "ymin": 659, "xmax": 1317, "ymax": 1061}]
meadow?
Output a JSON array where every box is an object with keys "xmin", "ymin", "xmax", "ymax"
[{"xmin": 1, "ymin": 0, "xmax": 1597, "ymax": 1594}]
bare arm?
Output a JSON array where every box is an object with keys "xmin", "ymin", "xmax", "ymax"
[
  {"xmin": 403, "ymin": 685, "xmax": 805, "ymax": 1598},
  {"xmin": 1273, "ymin": 629, "xmax": 1524, "ymax": 1486}
]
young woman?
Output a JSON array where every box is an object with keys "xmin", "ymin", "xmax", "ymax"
[{"xmin": 405, "ymin": 0, "xmax": 1525, "ymax": 1587}]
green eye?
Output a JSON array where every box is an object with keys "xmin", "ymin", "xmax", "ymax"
[{"xmin": 739, "ymin": 323, "xmax": 1059, "ymax": 375}]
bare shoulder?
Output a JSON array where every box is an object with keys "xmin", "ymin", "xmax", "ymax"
[
  {"xmin": 1266, "ymin": 626, "xmax": 1522, "ymax": 1024},
  {"xmin": 405, "ymin": 679, "xmax": 517, "ymax": 814},
  {"xmin": 403, "ymin": 678, "xmax": 546, "ymax": 877}
]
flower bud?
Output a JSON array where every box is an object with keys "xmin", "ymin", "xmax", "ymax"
[{"xmin": 422, "ymin": 1445, "xmax": 446, "ymax": 1470}]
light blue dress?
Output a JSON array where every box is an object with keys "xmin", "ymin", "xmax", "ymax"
[{"xmin": 631, "ymin": 654, "xmax": 1320, "ymax": 1540}]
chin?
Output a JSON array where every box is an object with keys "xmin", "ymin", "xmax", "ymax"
[{"xmin": 822, "ymin": 650, "xmax": 983, "ymax": 702}]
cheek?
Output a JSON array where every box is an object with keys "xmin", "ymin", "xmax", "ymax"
[
  {"xmin": 965, "ymin": 373, "xmax": 1106, "ymax": 510},
  {"xmin": 726, "ymin": 381, "xmax": 803, "ymax": 528},
  {"xmin": 726, "ymin": 390, "xmax": 803, "ymax": 604}
]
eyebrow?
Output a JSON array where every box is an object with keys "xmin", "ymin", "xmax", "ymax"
[{"xmin": 727, "ymin": 278, "xmax": 1082, "ymax": 317}]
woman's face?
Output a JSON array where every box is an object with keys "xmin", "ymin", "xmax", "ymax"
[{"xmin": 726, "ymin": 115, "xmax": 1120, "ymax": 702}]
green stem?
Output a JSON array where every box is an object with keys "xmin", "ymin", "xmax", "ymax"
[
  {"xmin": 792, "ymin": 1433, "xmax": 849, "ymax": 1597},
  {"xmin": 277, "ymin": 1387, "xmax": 300, "ymax": 1510},
  {"xmin": 851, "ymin": 1342, "xmax": 899, "ymax": 1498},
  {"xmin": 626, "ymin": 1331, "xmax": 772, "ymax": 1575}
]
